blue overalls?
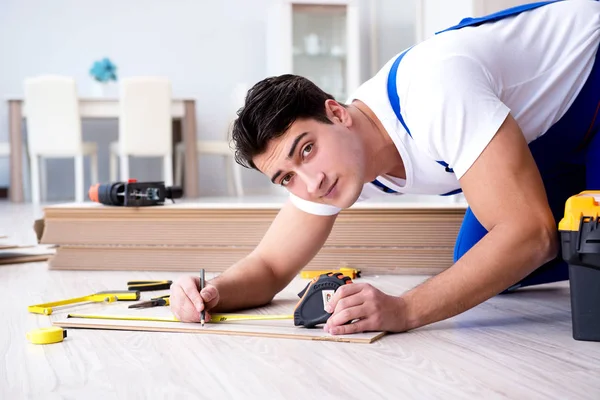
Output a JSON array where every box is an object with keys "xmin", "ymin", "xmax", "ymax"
[{"xmin": 381, "ymin": 0, "xmax": 600, "ymax": 292}]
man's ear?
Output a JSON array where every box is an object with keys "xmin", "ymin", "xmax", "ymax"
[{"xmin": 324, "ymin": 99, "xmax": 352, "ymax": 126}]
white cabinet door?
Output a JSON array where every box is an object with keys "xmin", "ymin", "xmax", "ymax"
[{"xmin": 266, "ymin": 0, "xmax": 360, "ymax": 102}]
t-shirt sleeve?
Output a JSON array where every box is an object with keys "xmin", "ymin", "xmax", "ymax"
[
  {"xmin": 401, "ymin": 54, "xmax": 510, "ymax": 179},
  {"xmin": 288, "ymin": 193, "xmax": 342, "ymax": 216}
]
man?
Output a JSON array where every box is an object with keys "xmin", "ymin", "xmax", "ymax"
[{"xmin": 171, "ymin": 0, "xmax": 600, "ymax": 335}]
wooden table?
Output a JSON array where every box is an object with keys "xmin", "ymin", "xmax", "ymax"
[{"xmin": 7, "ymin": 98, "xmax": 199, "ymax": 202}]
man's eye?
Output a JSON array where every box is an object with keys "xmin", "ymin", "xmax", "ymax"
[
  {"xmin": 302, "ymin": 144, "xmax": 313, "ymax": 158},
  {"xmin": 281, "ymin": 174, "xmax": 293, "ymax": 186}
]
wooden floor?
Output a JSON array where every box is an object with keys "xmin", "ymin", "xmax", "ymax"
[{"xmin": 1, "ymin": 199, "xmax": 599, "ymax": 399}]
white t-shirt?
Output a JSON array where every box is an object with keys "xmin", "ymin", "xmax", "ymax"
[{"xmin": 291, "ymin": 0, "xmax": 600, "ymax": 216}]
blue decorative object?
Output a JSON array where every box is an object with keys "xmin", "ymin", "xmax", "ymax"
[{"xmin": 89, "ymin": 57, "xmax": 117, "ymax": 83}]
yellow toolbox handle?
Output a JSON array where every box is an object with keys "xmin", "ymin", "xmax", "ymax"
[{"xmin": 558, "ymin": 191, "xmax": 600, "ymax": 232}]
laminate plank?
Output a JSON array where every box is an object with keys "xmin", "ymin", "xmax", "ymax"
[
  {"xmin": 48, "ymin": 283, "xmax": 384, "ymax": 343},
  {"xmin": 0, "ymin": 245, "xmax": 55, "ymax": 265},
  {"xmin": 54, "ymin": 317, "xmax": 385, "ymax": 344}
]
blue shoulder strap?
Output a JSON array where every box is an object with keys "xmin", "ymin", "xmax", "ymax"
[
  {"xmin": 386, "ymin": 47, "xmax": 454, "ymax": 173},
  {"xmin": 377, "ymin": 0, "xmax": 562, "ymax": 195},
  {"xmin": 437, "ymin": 1, "xmax": 561, "ymax": 34}
]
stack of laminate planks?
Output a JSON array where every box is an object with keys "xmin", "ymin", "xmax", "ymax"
[
  {"xmin": 0, "ymin": 235, "xmax": 55, "ymax": 265},
  {"xmin": 36, "ymin": 199, "xmax": 467, "ymax": 275}
]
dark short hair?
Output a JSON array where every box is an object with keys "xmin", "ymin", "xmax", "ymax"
[{"xmin": 231, "ymin": 74, "xmax": 335, "ymax": 170}]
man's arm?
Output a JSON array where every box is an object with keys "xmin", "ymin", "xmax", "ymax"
[
  {"xmin": 324, "ymin": 113, "xmax": 559, "ymax": 335},
  {"xmin": 206, "ymin": 199, "xmax": 337, "ymax": 312},
  {"xmin": 401, "ymin": 113, "xmax": 559, "ymax": 329}
]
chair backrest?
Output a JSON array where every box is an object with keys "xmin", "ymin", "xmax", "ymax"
[
  {"xmin": 197, "ymin": 140, "xmax": 233, "ymax": 155},
  {"xmin": 0, "ymin": 142, "xmax": 9, "ymax": 156},
  {"xmin": 23, "ymin": 75, "xmax": 82, "ymax": 156},
  {"xmin": 119, "ymin": 77, "xmax": 172, "ymax": 156}
]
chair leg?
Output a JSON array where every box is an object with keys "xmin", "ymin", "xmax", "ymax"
[
  {"xmin": 119, "ymin": 155, "xmax": 129, "ymax": 181},
  {"xmin": 74, "ymin": 154, "xmax": 84, "ymax": 203},
  {"xmin": 30, "ymin": 155, "xmax": 40, "ymax": 204},
  {"xmin": 110, "ymin": 150, "xmax": 117, "ymax": 182},
  {"xmin": 39, "ymin": 156, "xmax": 47, "ymax": 202},
  {"xmin": 22, "ymin": 148, "xmax": 31, "ymax": 202},
  {"xmin": 224, "ymin": 156, "xmax": 234, "ymax": 196},
  {"xmin": 232, "ymin": 158, "xmax": 244, "ymax": 197},
  {"xmin": 90, "ymin": 151, "xmax": 99, "ymax": 187},
  {"xmin": 174, "ymin": 145, "xmax": 184, "ymax": 187},
  {"xmin": 163, "ymin": 154, "xmax": 173, "ymax": 187}
]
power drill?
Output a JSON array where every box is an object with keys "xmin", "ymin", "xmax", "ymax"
[{"xmin": 88, "ymin": 179, "xmax": 183, "ymax": 207}]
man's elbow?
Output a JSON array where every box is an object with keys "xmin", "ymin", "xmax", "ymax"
[{"xmin": 534, "ymin": 222, "xmax": 560, "ymax": 265}]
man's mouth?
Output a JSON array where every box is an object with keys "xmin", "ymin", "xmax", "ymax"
[{"xmin": 323, "ymin": 179, "xmax": 338, "ymax": 198}]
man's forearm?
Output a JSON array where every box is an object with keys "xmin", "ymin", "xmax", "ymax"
[
  {"xmin": 208, "ymin": 253, "xmax": 282, "ymax": 312},
  {"xmin": 401, "ymin": 223, "xmax": 558, "ymax": 330}
]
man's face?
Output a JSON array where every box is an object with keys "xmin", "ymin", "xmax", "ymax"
[{"xmin": 253, "ymin": 105, "xmax": 366, "ymax": 209}]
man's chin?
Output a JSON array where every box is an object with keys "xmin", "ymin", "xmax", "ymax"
[{"xmin": 330, "ymin": 189, "xmax": 361, "ymax": 209}]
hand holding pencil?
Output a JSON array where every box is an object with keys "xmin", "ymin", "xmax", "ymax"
[
  {"xmin": 169, "ymin": 271, "xmax": 219, "ymax": 323},
  {"xmin": 200, "ymin": 268, "xmax": 205, "ymax": 326}
]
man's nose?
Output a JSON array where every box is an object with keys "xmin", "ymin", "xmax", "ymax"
[{"xmin": 300, "ymin": 170, "xmax": 325, "ymax": 195}]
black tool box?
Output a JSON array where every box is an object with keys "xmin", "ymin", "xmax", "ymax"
[{"xmin": 559, "ymin": 191, "xmax": 600, "ymax": 342}]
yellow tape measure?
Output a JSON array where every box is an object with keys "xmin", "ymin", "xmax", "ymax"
[
  {"xmin": 66, "ymin": 313, "xmax": 293, "ymax": 323},
  {"xmin": 210, "ymin": 314, "xmax": 293, "ymax": 322},
  {"xmin": 26, "ymin": 327, "xmax": 67, "ymax": 345},
  {"xmin": 68, "ymin": 313, "xmax": 180, "ymax": 323}
]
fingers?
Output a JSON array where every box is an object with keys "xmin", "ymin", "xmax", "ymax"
[
  {"xmin": 170, "ymin": 284, "xmax": 201, "ymax": 323},
  {"xmin": 325, "ymin": 304, "xmax": 366, "ymax": 331},
  {"xmin": 179, "ymin": 276, "xmax": 203, "ymax": 313},
  {"xmin": 200, "ymin": 286, "xmax": 219, "ymax": 310},
  {"xmin": 324, "ymin": 283, "xmax": 364, "ymax": 313},
  {"xmin": 326, "ymin": 318, "xmax": 371, "ymax": 336},
  {"xmin": 323, "ymin": 283, "xmax": 391, "ymax": 335},
  {"xmin": 169, "ymin": 275, "xmax": 221, "ymax": 323},
  {"xmin": 331, "ymin": 289, "xmax": 364, "ymax": 314}
]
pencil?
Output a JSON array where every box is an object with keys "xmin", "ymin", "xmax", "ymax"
[{"xmin": 200, "ymin": 268, "xmax": 205, "ymax": 327}]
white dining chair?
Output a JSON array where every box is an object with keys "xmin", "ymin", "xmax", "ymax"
[
  {"xmin": 109, "ymin": 77, "xmax": 173, "ymax": 185},
  {"xmin": 0, "ymin": 143, "xmax": 10, "ymax": 192},
  {"xmin": 174, "ymin": 139, "xmax": 244, "ymax": 196},
  {"xmin": 0, "ymin": 143, "xmax": 9, "ymax": 158},
  {"xmin": 23, "ymin": 75, "xmax": 98, "ymax": 203},
  {"xmin": 173, "ymin": 83, "xmax": 247, "ymax": 196}
]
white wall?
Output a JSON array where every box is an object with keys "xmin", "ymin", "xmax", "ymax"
[
  {"xmin": 476, "ymin": 0, "xmax": 542, "ymax": 15},
  {"xmin": 0, "ymin": 0, "xmax": 417, "ymax": 200},
  {"xmin": 416, "ymin": 0, "xmax": 474, "ymax": 42},
  {"xmin": 415, "ymin": 0, "xmax": 542, "ymax": 42},
  {"xmin": 374, "ymin": 0, "xmax": 416, "ymax": 73}
]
